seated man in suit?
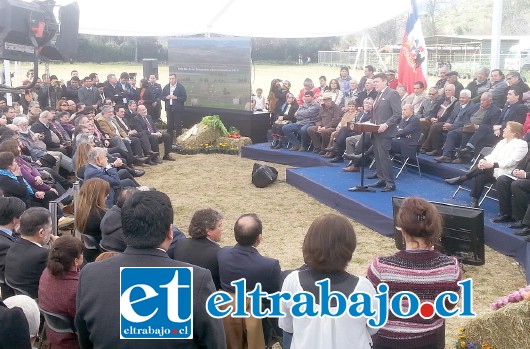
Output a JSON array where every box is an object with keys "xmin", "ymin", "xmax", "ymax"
[
  {"xmin": 75, "ymin": 191, "xmax": 225, "ymax": 348},
  {"xmin": 440, "ymin": 92, "xmax": 501, "ymax": 164},
  {"xmin": 94, "ymin": 105, "xmax": 145, "ymax": 166},
  {"xmin": 492, "ymin": 151, "xmax": 530, "ymax": 231},
  {"xmin": 131, "ymin": 105, "xmax": 174, "ymax": 161},
  {"xmin": 5, "ymin": 207, "xmax": 56, "ymax": 298},
  {"xmin": 218, "ymin": 213, "xmax": 281, "ymax": 294},
  {"xmin": 390, "ymin": 103, "xmax": 422, "ymax": 156},
  {"xmin": 0, "ymin": 197, "xmax": 27, "ymax": 298},
  {"xmin": 83, "ymin": 147, "xmax": 140, "ymax": 207},
  {"xmin": 457, "ymin": 87, "xmax": 528, "ymax": 158},
  {"xmin": 114, "ymin": 105, "xmax": 157, "ymax": 164},
  {"xmin": 426, "ymin": 89, "xmax": 477, "ymax": 161},
  {"xmin": 31, "ymin": 110, "xmax": 72, "ymax": 156},
  {"xmin": 172, "ymin": 208, "xmax": 223, "ymax": 290},
  {"xmin": 100, "ymin": 187, "xmax": 185, "ymax": 253}
]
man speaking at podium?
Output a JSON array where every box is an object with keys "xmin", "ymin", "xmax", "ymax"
[{"xmin": 368, "ymin": 73, "xmax": 402, "ymax": 192}]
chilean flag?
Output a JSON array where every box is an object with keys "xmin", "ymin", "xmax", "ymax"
[{"xmin": 398, "ymin": 0, "xmax": 428, "ymax": 94}]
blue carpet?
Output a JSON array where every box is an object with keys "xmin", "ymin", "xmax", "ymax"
[{"xmin": 243, "ymin": 143, "xmax": 530, "ymax": 282}]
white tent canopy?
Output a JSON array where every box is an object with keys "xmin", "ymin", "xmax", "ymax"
[{"xmin": 55, "ymin": 0, "xmax": 412, "ymax": 38}]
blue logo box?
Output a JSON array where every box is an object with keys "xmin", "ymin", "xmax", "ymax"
[{"xmin": 120, "ymin": 267, "xmax": 193, "ymax": 339}]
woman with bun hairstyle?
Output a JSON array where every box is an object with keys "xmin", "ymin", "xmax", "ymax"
[
  {"xmin": 38, "ymin": 235, "xmax": 84, "ymax": 349},
  {"xmin": 367, "ymin": 197, "xmax": 462, "ymax": 349}
]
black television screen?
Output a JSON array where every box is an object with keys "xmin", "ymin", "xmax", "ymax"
[{"xmin": 392, "ymin": 196, "xmax": 485, "ymax": 266}]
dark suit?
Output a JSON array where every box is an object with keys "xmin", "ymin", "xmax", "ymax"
[
  {"xmin": 355, "ymin": 89, "xmax": 377, "ymax": 108},
  {"xmin": 75, "ymin": 247, "xmax": 225, "ymax": 349},
  {"xmin": 391, "ymin": 115, "xmax": 421, "ymax": 158},
  {"xmin": 104, "ymin": 82, "xmax": 125, "ymax": 105},
  {"xmin": 78, "ymin": 87, "xmax": 99, "ymax": 107},
  {"xmin": 83, "ymin": 163, "xmax": 123, "ymax": 207},
  {"xmin": 443, "ymin": 104, "xmax": 501, "ymax": 157},
  {"xmin": 496, "ymin": 151, "xmax": 530, "ymax": 220},
  {"xmin": 424, "ymin": 102, "xmax": 477, "ymax": 154},
  {"xmin": 172, "ymin": 237, "xmax": 221, "ymax": 290},
  {"xmin": 468, "ymin": 102, "xmax": 528, "ymax": 152},
  {"xmin": 5, "ymin": 238, "xmax": 48, "ymax": 298},
  {"xmin": 371, "ymin": 87, "xmax": 402, "ymax": 185},
  {"xmin": 0, "ymin": 300, "xmax": 32, "ymax": 349},
  {"xmin": 148, "ymin": 82, "xmax": 163, "ymax": 120},
  {"xmin": 218, "ymin": 244, "xmax": 280, "ymax": 294},
  {"xmin": 161, "ymin": 82, "xmax": 187, "ymax": 140},
  {"xmin": 130, "ymin": 114, "xmax": 172, "ymax": 155},
  {"xmin": 30, "ymin": 121, "xmax": 63, "ymax": 151},
  {"xmin": 0, "ymin": 229, "xmax": 16, "ymax": 298}
]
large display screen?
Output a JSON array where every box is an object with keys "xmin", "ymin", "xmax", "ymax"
[{"xmin": 168, "ymin": 37, "xmax": 251, "ymax": 111}]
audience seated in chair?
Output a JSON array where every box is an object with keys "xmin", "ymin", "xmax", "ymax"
[
  {"xmin": 279, "ymin": 213, "xmax": 378, "ymax": 349},
  {"xmin": 0, "ymin": 197, "xmax": 26, "ymax": 299},
  {"xmin": 445, "ymin": 121, "xmax": 528, "ymax": 207},
  {"xmin": 270, "ymin": 93, "xmax": 298, "ymax": 149},
  {"xmin": 322, "ymin": 100, "xmax": 358, "ymax": 158},
  {"xmin": 5, "ymin": 207, "xmax": 57, "ymax": 299},
  {"xmin": 75, "ymin": 178, "xmax": 109, "ymax": 262},
  {"xmin": 306, "ymin": 92, "xmax": 342, "ymax": 154},
  {"xmin": 283, "ymin": 90, "xmax": 321, "ymax": 151},
  {"xmin": 172, "ymin": 208, "xmax": 223, "ymax": 290},
  {"xmin": 38, "ymin": 236, "xmax": 84, "ymax": 349},
  {"xmin": 217, "ymin": 214, "xmax": 281, "ymax": 348},
  {"xmin": 457, "ymin": 87, "xmax": 528, "ymax": 159}
]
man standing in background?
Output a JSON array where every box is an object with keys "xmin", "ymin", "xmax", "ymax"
[
  {"xmin": 148, "ymin": 74, "xmax": 162, "ymax": 121},
  {"xmin": 162, "ymin": 74, "xmax": 187, "ymax": 143}
]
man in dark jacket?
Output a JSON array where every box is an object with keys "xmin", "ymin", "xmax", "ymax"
[{"xmin": 161, "ymin": 74, "xmax": 187, "ymax": 142}]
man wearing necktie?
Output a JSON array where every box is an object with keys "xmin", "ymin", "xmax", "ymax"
[
  {"xmin": 366, "ymin": 73, "xmax": 402, "ymax": 192},
  {"xmin": 131, "ymin": 105, "xmax": 175, "ymax": 161},
  {"xmin": 457, "ymin": 87, "xmax": 528, "ymax": 157}
]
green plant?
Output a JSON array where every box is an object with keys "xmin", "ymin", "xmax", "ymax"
[{"xmin": 201, "ymin": 115, "xmax": 228, "ymax": 136}]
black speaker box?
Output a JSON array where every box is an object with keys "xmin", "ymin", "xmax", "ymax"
[{"xmin": 143, "ymin": 59, "xmax": 158, "ymax": 80}]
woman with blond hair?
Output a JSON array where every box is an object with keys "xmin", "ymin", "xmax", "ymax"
[{"xmin": 75, "ymin": 178, "xmax": 109, "ymax": 262}]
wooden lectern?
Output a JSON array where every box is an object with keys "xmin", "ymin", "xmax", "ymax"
[{"xmin": 348, "ymin": 122, "xmax": 380, "ymax": 192}]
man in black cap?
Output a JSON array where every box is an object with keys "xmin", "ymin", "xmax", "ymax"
[{"xmin": 445, "ymin": 71, "xmax": 464, "ymax": 96}]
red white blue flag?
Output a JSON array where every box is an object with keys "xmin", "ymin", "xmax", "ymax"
[{"xmin": 398, "ymin": 0, "xmax": 428, "ymax": 94}]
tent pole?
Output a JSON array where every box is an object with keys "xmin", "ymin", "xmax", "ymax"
[{"xmin": 490, "ymin": 0, "xmax": 503, "ymax": 69}]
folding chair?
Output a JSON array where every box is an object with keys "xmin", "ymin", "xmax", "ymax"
[
  {"xmin": 80, "ymin": 233, "xmax": 108, "ymax": 253},
  {"xmin": 40, "ymin": 308, "xmax": 76, "ymax": 334},
  {"xmin": 391, "ymin": 133, "xmax": 424, "ymax": 178},
  {"xmin": 452, "ymin": 146, "xmax": 497, "ymax": 206},
  {"xmin": 4, "ymin": 278, "xmax": 34, "ymax": 299}
]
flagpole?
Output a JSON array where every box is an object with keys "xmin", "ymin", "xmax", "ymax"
[{"xmin": 490, "ymin": 0, "xmax": 503, "ymax": 69}]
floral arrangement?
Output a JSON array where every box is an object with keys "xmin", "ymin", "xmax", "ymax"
[
  {"xmin": 456, "ymin": 328, "xmax": 493, "ymax": 349},
  {"xmin": 491, "ymin": 285, "xmax": 530, "ymax": 310},
  {"xmin": 227, "ymin": 126, "xmax": 241, "ymax": 139},
  {"xmin": 201, "ymin": 115, "xmax": 228, "ymax": 136},
  {"xmin": 175, "ymin": 143, "xmax": 239, "ymax": 155}
]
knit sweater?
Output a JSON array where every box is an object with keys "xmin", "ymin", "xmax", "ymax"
[{"xmin": 366, "ymin": 250, "xmax": 461, "ymax": 349}]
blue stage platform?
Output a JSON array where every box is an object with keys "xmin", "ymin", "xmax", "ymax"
[{"xmin": 241, "ymin": 143, "xmax": 530, "ymax": 282}]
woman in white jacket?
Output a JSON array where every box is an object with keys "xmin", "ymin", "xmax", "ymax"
[
  {"xmin": 445, "ymin": 121, "xmax": 528, "ymax": 207},
  {"xmin": 279, "ymin": 213, "xmax": 378, "ymax": 349}
]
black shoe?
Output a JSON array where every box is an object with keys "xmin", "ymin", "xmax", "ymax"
[
  {"xmin": 471, "ymin": 198, "xmax": 479, "ymax": 208},
  {"xmin": 366, "ymin": 172, "xmax": 378, "ymax": 179},
  {"xmin": 147, "ymin": 151, "xmax": 159, "ymax": 157},
  {"xmin": 330, "ymin": 156, "xmax": 344, "ymax": 163},
  {"xmin": 147, "ymin": 159, "xmax": 158, "ymax": 165},
  {"xmin": 491, "ymin": 214, "xmax": 514, "ymax": 223},
  {"xmin": 445, "ymin": 176, "xmax": 466, "ymax": 185},
  {"xmin": 510, "ymin": 221, "xmax": 526, "ymax": 229},
  {"xmin": 434, "ymin": 155, "xmax": 452, "ymax": 163},
  {"xmin": 312, "ymin": 147, "xmax": 321, "ymax": 154},
  {"xmin": 456, "ymin": 147, "xmax": 472, "ymax": 157},
  {"xmin": 343, "ymin": 153, "xmax": 363, "ymax": 161},
  {"xmin": 367, "ymin": 180, "xmax": 386, "ymax": 188},
  {"xmin": 132, "ymin": 169, "xmax": 145, "ymax": 177},
  {"xmin": 171, "ymin": 144, "xmax": 181, "ymax": 152},
  {"xmin": 270, "ymin": 139, "xmax": 279, "ymax": 148},
  {"xmin": 381, "ymin": 184, "xmax": 396, "ymax": 192},
  {"xmin": 162, "ymin": 155, "xmax": 175, "ymax": 161},
  {"xmin": 514, "ymin": 227, "xmax": 530, "ymax": 236}
]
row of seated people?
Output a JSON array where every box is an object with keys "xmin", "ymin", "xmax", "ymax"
[
  {"xmin": 269, "ymin": 89, "xmax": 420, "ymax": 175},
  {"xmin": 1, "ymin": 70, "xmax": 166, "ymax": 122},
  {"xmin": 0, "ymin": 190, "xmax": 461, "ymax": 349}
]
